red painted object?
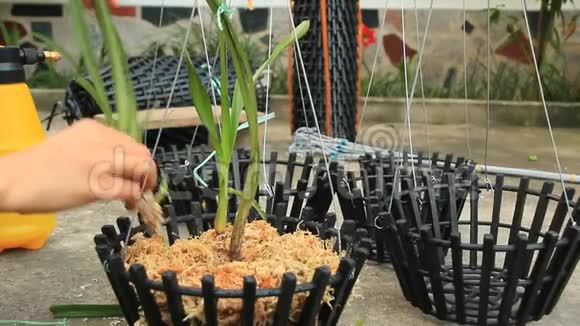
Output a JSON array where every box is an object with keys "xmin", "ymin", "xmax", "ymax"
[
  {"xmin": 382, "ymin": 34, "xmax": 417, "ymax": 65},
  {"xmin": 361, "ymin": 24, "xmax": 376, "ymax": 47},
  {"xmin": 83, "ymin": 0, "xmax": 136, "ymax": 17},
  {"xmin": 495, "ymin": 30, "xmax": 532, "ymax": 64}
]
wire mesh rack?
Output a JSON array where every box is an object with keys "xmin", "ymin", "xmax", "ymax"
[{"xmin": 58, "ymin": 55, "xmax": 267, "ymax": 148}]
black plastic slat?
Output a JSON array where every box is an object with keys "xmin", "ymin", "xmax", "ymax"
[
  {"xmin": 129, "ymin": 265, "xmax": 163, "ymax": 325},
  {"xmin": 478, "ymin": 234, "xmax": 495, "ymax": 325},
  {"xmin": 241, "ymin": 276, "xmax": 257, "ymax": 326},
  {"xmin": 450, "ymin": 233, "xmax": 466, "ymax": 324},
  {"xmin": 162, "ymin": 271, "xmax": 186, "ymax": 326},
  {"xmin": 298, "ymin": 267, "xmax": 332, "ymax": 325},
  {"xmin": 202, "ymin": 275, "xmax": 218, "ymax": 326},
  {"xmin": 498, "ymin": 234, "xmax": 527, "ymax": 325},
  {"xmin": 272, "ymin": 273, "xmax": 297, "ymax": 326},
  {"xmin": 490, "ymin": 175, "xmax": 504, "ymax": 238}
]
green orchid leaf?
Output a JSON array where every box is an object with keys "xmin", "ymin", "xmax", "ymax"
[
  {"xmin": 228, "ymin": 188, "xmax": 266, "ymax": 220},
  {"xmin": 49, "ymin": 304, "xmax": 123, "ymax": 318},
  {"xmin": 253, "ymin": 20, "xmax": 310, "ymax": 80},
  {"xmin": 185, "ymin": 52, "xmax": 222, "ymax": 152},
  {"xmin": 92, "ymin": 0, "xmax": 140, "ymax": 141},
  {"xmin": 70, "ymin": 0, "xmax": 113, "ymax": 124}
]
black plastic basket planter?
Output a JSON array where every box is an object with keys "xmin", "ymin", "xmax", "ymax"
[
  {"xmin": 155, "ymin": 148, "xmax": 353, "ymax": 228},
  {"xmin": 383, "ymin": 172, "xmax": 580, "ymax": 325},
  {"xmin": 94, "ymin": 202, "xmax": 370, "ymax": 326},
  {"xmin": 334, "ymin": 151, "xmax": 474, "ymax": 262}
]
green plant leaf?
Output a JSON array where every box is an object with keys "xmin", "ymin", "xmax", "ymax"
[
  {"xmin": 155, "ymin": 175, "xmax": 169, "ymax": 203},
  {"xmin": 93, "ymin": 0, "xmax": 140, "ymax": 140},
  {"xmin": 49, "ymin": 304, "xmax": 123, "ymax": 318},
  {"xmin": 0, "ymin": 23, "xmax": 19, "ymax": 46},
  {"xmin": 70, "ymin": 0, "xmax": 113, "ymax": 125},
  {"xmin": 185, "ymin": 52, "xmax": 221, "ymax": 153},
  {"xmin": 228, "ymin": 188, "xmax": 266, "ymax": 220},
  {"xmin": 253, "ymin": 20, "xmax": 310, "ymax": 79},
  {"xmin": 219, "ymin": 33, "xmax": 232, "ymax": 160},
  {"xmin": 205, "ymin": 0, "xmax": 260, "ymax": 259},
  {"xmin": 225, "ymin": 19, "xmax": 310, "ymax": 154}
]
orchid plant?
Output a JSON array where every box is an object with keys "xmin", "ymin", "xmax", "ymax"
[{"xmin": 72, "ymin": 0, "xmax": 309, "ymax": 259}]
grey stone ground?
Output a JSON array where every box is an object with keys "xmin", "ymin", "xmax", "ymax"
[{"xmin": 1, "ymin": 107, "xmax": 580, "ymax": 325}]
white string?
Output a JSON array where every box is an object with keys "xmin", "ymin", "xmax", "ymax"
[
  {"xmin": 261, "ymin": 0, "xmax": 275, "ymax": 198},
  {"xmin": 462, "ymin": 0, "xmax": 472, "ymax": 158},
  {"xmin": 293, "ymin": 37, "xmax": 315, "ymax": 155},
  {"xmin": 484, "ymin": 0, "xmax": 491, "ymax": 183},
  {"xmin": 386, "ymin": 0, "xmax": 434, "ymax": 214},
  {"xmin": 286, "ymin": 0, "xmax": 341, "ymax": 249},
  {"xmin": 143, "ymin": 0, "xmax": 167, "ymax": 144},
  {"xmin": 187, "ymin": 1, "xmax": 220, "ymax": 156},
  {"xmin": 197, "ymin": 4, "xmax": 220, "ymax": 131},
  {"xmin": 400, "ymin": 0, "xmax": 417, "ymax": 188},
  {"xmin": 150, "ymin": 0, "xmax": 199, "ymax": 158},
  {"xmin": 353, "ymin": 0, "xmax": 390, "ymax": 151},
  {"xmin": 412, "ymin": 0, "xmax": 430, "ymax": 168},
  {"xmin": 519, "ymin": 0, "xmax": 572, "ymax": 220}
]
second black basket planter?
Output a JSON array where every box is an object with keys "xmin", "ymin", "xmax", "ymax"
[
  {"xmin": 94, "ymin": 200, "xmax": 370, "ymax": 326},
  {"xmin": 383, "ymin": 172, "xmax": 580, "ymax": 325},
  {"xmin": 334, "ymin": 151, "xmax": 474, "ymax": 262}
]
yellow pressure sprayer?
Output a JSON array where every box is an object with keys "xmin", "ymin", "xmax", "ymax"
[{"xmin": 0, "ymin": 46, "xmax": 61, "ymax": 250}]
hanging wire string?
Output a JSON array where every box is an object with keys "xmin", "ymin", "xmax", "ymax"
[
  {"xmin": 133, "ymin": 0, "xmax": 199, "ymax": 227},
  {"xmin": 399, "ymin": 0, "xmax": 417, "ymax": 189},
  {"xmin": 294, "ymin": 44, "xmax": 315, "ymax": 155},
  {"xmin": 187, "ymin": 1, "xmax": 221, "ymax": 155},
  {"xmin": 413, "ymin": 0, "xmax": 431, "ymax": 168},
  {"xmin": 352, "ymin": 0, "xmax": 390, "ymax": 151},
  {"xmin": 386, "ymin": 0, "xmax": 435, "ymax": 214},
  {"xmin": 484, "ymin": 0, "xmax": 491, "ymax": 186},
  {"xmin": 519, "ymin": 0, "xmax": 572, "ymax": 217},
  {"xmin": 150, "ymin": 0, "xmax": 199, "ymax": 158},
  {"xmin": 186, "ymin": 0, "xmax": 236, "ymax": 160},
  {"xmin": 143, "ymin": 0, "xmax": 167, "ymax": 144},
  {"xmin": 286, "ymin": 0, "xmax": 341, "ymax": 248},
  {"xmin": 199, "ymin": 3, "xmax": 221, "ymax": 134},
  {"xmin": 462, "ymin": 0, "xmax": 472, "ymax": 158},
  {"xmin": 261, "ymin": 0, "xmax": 275, "ymax": 197}
]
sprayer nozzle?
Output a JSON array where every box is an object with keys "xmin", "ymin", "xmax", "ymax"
[{"xmin": 42, "ymin": 51, "xmax": 62, "ymax": 62}]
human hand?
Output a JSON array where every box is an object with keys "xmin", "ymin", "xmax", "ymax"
[{"xmin": 0, "ymin": 119, "xmax": 157, "ymax": 213}]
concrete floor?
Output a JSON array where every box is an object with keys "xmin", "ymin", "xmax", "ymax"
[{"xmin": 1, "ymin": 108, "xmax": 580, "ymax": 325}]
